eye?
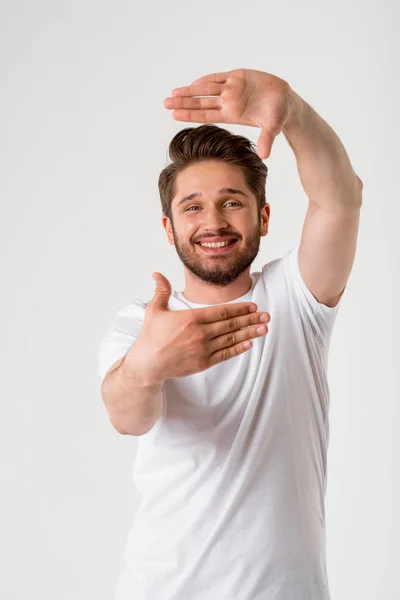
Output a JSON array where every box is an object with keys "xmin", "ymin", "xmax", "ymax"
[
  {"xmin": 184, "ymin": 201, "xmax": 242, "ymax": 212},
  {"xmin": 224, "ymin": 201, "xmax": 242, "ymax": 208}
]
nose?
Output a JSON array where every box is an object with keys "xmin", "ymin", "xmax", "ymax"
[{"xmin": 202, "ymin": 207, "xmax": 229, "ymax": 231}]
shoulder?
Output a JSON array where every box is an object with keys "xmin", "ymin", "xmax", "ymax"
[
  {"xmin": 256, "ymin": 248, "xmax": 292, "ymax": 288},
  {"xmin": 111, "ymin": 297, "xmax": 147, "ymax": 327},
  {"xmin": 97, "ymin": 298, "xmax": 147, "ymax": 384}
]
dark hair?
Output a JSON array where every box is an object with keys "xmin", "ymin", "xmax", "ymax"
[{"xmin": 158, "ymin": 124, "xmax": 268, "ymax": 220}]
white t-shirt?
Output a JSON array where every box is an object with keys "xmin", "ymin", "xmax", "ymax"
[{"xmin": 97, "ymin": 245, "xmax": 343, "ymax": 600}]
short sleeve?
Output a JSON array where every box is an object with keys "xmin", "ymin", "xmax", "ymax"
[
  {"xmin": 283, "ymin": 244, "xmax": 345, "ymax": 348},
  {"xmin": 97, "ymin": 299, "xmax": 146, "ymax": 384}
]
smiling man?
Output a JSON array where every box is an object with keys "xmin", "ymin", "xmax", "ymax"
[
  {"xmin": 98, "ymin": 69, "xmax": 363, "ymax": 600},
  {"xmin": 164, "ymin": 158, "xmax": 269, "ymax": 295}
]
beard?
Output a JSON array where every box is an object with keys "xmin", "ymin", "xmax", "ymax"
[{"xmin": 170, "ymin": 219, "xmax": 261, "ymax": 286}]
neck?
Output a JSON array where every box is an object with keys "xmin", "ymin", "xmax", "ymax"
[{"xmin": 181, "ymin": 268, "xmax": 253, "ymax": 304}]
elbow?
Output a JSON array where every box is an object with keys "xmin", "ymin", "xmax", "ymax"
[
  {"xmin": 109, "ymin": 415, "xmax": 153, "ymax": 437},
  {"xmin": 109, "ymin": 416, "xmax": 137, "ymax": 436},
  {"xmin": 355, "ymin": 175, "xmax": 364, "ymax": 202},
  {"xmin": 110, "ymin": 418, "xmax": 132, "ymax": 436}
]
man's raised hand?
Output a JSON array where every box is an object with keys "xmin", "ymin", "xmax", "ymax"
[{"xmin": 123, "ymin": 272, "xmax": 270, "ymax": 386}]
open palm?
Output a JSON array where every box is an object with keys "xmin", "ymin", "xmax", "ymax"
[{"xmin": 164, "ymin": 68, "xmax": 293, "ymax": 159}]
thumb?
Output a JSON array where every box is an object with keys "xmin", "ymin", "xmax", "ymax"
[
  {"xmin": 257, "ymin": 128, "xmax": 275, "ymax": 160},
  {"xmin": 150, "ymin": 272, "xmax": 172, "ymax": 311}
]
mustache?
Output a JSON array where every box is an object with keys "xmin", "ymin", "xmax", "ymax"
[{"xmin": 193, "ymin": 233, "xmax": 241, "ymax": 242}]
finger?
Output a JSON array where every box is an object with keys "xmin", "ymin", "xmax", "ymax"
[
  {"xmin": 204, "ymin": 311, "xmax": 270, "ymax": 340},
  {"xmin": 171, "ymin": 109, "xmax": 224, "ymax": 124},
  {"xmin": 148, "ymin": 272, "xmax": 172, "ymax": 311},
  {"xmin": 195, "ymin": 302, "xmax": 258, "ymax": 324},
  {"xmin": 207, "ymin": 337, "xmax": 255, "ymax": 368},
  {"xmin": 170, "ymin": 82, "xmax": 224, "ymax": 97},
  {"xmin": 189, "ymin": 72, "xmax": 229, "ymax": 85},
  {"xmin": 257, "ymin": 129, "xmax": 275, "ymax": 160},
  {"xmin": 164, "ymin": 96, "xmax": 220, "ymax": 111},
  {"xmin": 208, "ymin": 323, "xmax": 269, "ymax": 355}
]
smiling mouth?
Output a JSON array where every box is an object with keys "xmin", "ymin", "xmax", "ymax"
[{"xmin": 195, "ymin": 239, "xmax": 238, "ymax": 254}]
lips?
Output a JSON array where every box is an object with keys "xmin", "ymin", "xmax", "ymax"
[
  {"xmin": 195, "ymin": 236, "xmax": 238, "ymax": 243},
  {"xmin": 195, "ymin": 239, "xmax": 238, "ymax": 254}
]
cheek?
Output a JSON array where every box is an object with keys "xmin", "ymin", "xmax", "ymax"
[
  {"xmin": 170, "ymin": 220, "xmax": 196, "ymax": 244},
  {"xmin": 183, "ymin": 221, "xmax": 197, "ymax": 239}
]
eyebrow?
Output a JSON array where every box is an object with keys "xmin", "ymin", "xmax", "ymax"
[{"xmin": 177, "ymin": 187, "xmax": 249, "ymax": 207}]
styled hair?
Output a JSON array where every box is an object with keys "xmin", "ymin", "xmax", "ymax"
[{"xmin": 158, "ymin": 124, "xmax": 268, "ymax": 220}]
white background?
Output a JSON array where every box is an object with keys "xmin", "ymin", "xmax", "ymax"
[{"xmin": 1, "ymin": 1, "xmax": 398, "ymax": 598}]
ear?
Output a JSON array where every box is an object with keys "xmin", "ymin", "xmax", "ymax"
[
  {"xmin": 162, "ymin": 215, "xmax": 175, "ymax": 245},
  {"xmin": 260, "ymin": 204, "xmax": 270, "ymax": 237}
]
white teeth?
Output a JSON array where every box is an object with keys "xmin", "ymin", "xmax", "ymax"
[{"xmin": 200, "ymin": 240, "xmax": 233, "ymax": 248}]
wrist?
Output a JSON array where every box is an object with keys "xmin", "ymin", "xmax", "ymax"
[
  {"xmin": 122, "ymin": 342, "xmax": 166, "ymax": 388},
  {"xmin": 282, "ymin": 88, "xmax": 308, "ymax": 134}
]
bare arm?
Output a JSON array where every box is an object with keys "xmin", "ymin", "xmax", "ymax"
[
  {"xmin": 101, "ymin": 344, "xmax": 164, "ymax": 437},
  {"xmin": 100, "ymin": 272, "xmax": 270, "ymax": 436}
]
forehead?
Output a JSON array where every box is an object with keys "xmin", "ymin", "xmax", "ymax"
[{"xmin": 173, "ymin": 160, "xmax": 251, "ymax": 200}]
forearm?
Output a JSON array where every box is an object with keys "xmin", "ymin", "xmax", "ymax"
[
  {"xmin": 283, "ymin": 89, "xmax": 363, "ymax": 213},
  {"xmin": 101, "ymin": 350, "xmax": 164, "ymax": 436}
]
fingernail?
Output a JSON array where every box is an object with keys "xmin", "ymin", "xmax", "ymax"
[
  {"xmin": 249, "ymin": 304, "xmax": 257, "ymax": 312},
  {"xmin": 260, "ymin": 313, "xmax": 269, "ymax": 322}
]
